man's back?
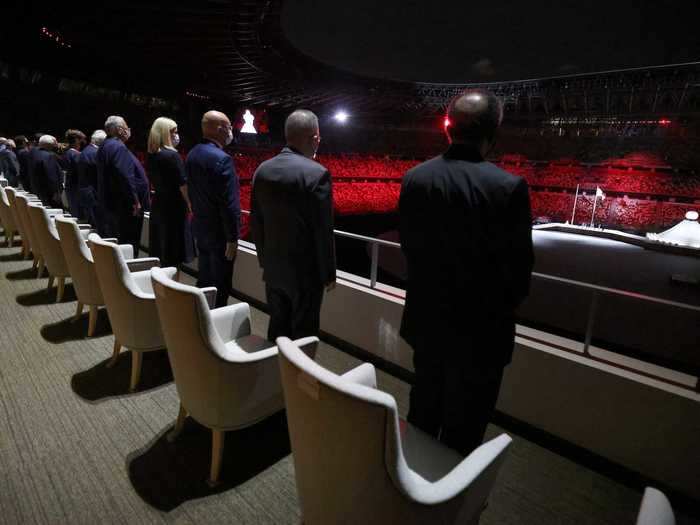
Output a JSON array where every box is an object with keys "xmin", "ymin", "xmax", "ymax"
[
  {"xmin": 400, "ymin": 143, "xmax": 533, "ymax": 359},
  {"xmin": 251, "ymin": 147, "xmax": 335, "ymax": 290},
  {"xmin": 29, "ymin": 148, "xmax": 60, "ymax": 203},
  {"xmin": 17, "ymin": 148, "xmax": 31, "ymax": 190},
  {"xmin": 185, "ymin": 141, "xmax": 239, "ymax": 243},
  {"xmin": 77, "ymin": 144, "xmax": 98, "ymax": 189}
]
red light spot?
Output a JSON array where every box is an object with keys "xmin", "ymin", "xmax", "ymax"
[
  {"xmin": 444, "ymin": 117, "xmax": 450, "ymax": 129},
  {"xmin": 658, "ymin": 119, "xmax": 671, "ymax": 126}
]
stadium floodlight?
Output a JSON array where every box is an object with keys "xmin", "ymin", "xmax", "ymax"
[{"xmin": 333, "ymin": 110, "xmax": 349, "ymax": 124}]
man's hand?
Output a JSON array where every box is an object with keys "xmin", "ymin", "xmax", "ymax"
[
  {"xmin": 132, "ymin": 201, "xmax": 142, "ymax": 216},
  {"xmin": 225, "ymin": 241, "xmax": 238, "ymax": 261},
  {"xmin": 325, "ymin": 281, "xmax": 336, "ymax": 292}
]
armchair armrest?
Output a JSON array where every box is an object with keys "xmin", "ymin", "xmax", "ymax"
[
  {"xmin": 202, "ymin": 287, "xmax": 218, "ymax": 309},
  {"xmin": 45, "ymin": 208, "xmax": 64, "ymax": 216},
  {"xmin": 102, "ymin": 237, "xmax": 118, "ymax": 243},
  {"xmin": 210, "ymin": 302, "xmax": 251, "ymax": 342},
  {"xmin": 400, "ymin": 433, "xmax": 512, "ymax": 506},
  {"xmin": 77, "ymin": 224, "xmax": 91, "ymax": 230},
  {"xmin": 118, "ymin": 244, "xmax": 134, "ymax": 259},
  {"xmin": 131, "ymin": 267, "xmax": 176, "ymax": 296},
  {"xmin": 125, "ymin": 257, "xmax": 160, "ymax": 272},
  {"xmin": 341, "ymin": 362, "xmax": 377, "ymax": 389}
]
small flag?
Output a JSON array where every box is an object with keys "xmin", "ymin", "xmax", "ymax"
[{"xmin": 596, "ymin": 186, "xmax": 605, "ymax": 201}]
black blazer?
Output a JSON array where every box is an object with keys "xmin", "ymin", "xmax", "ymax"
[
  {"xmin": 251, "ymin": 147, "xmax": 336, "ymax": 292},
  {"xmin": 399, "ymin": 143, "xmax": 534, "ymax": 366}
]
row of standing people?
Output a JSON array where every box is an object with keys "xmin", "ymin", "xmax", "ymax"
[{"xmin": 3, "ymin": 89, "xmax": 533, "ymax": 458}]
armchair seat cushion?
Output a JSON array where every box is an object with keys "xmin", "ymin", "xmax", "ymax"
[
  {"xmin": 224, "ymin": 334, "xmax": 274, "ymax": 355},
  {"xmin": 401, "ymin": 422, "xmax": 464, "ymax": 483}
]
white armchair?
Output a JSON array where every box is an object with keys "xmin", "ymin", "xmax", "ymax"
[
  {"xmin": 276, "ymin": 336, "xmax": 513, "ymax": 525},
  {"xmin": 0, "ymin": 186, "xmax": 19, "ymax": 247},
  {"xmin": 88, "ymin": 234, "xmax": 176, "ymax": 392},
  {"xmin": 636, "ymin": 487, "xmax": 675, "ymax": 525},
  {"xmin": 27, "ymin": 204, "xmax": 84, "ymax": 302},
  {"xmin": 55, "ymin": 217, "xmax": 134, "ymax": 335},
  {"xmin": 150, "ymin": 266, "xmax": 318, "ymax": 487},
  {"xmin": 5, "ymin": 188, "xmax": 35, "ymax": 258},
  {"xmin": 12, "ymin": 192, "xmax": 44, "ymax": 264}
]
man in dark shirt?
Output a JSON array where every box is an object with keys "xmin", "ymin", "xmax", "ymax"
[
  {"xmin": 14, "ymin": 135, "xmax": 31, "ymax": 190},
  {"xmin": 29, "ymin": 135, "xmax": 63, "ymax": 206},
  {"xmin": 185, "ymin": 110, "xmax": 240, "ymax": 307},
  {"xmin": 399, "ymin": 89, "xmax": 534, "ymax": 455},
  {"xmin": 96, "ymin": 116, "xmax": 149, "ymax": 253},
  {"xmin": 251, "ymin": 109, "xmax": 336, "ymax": 341},
  {"xmin": 77, "ymin": 129, "xmax": 106, "ymax": 227},
  {"xmin": 0, "ymin": 139, "xmax": 20, "ymax": 187},
  {"xmin": 62, "ymin": 129, "xmax": 86, "ymax": 217}
]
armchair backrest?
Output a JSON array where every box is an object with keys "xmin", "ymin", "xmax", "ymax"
[
  {"xmin": 27, "ymin": 203, "xmax": 69, "ymax": 277},
  {"xmin": 151, "ymin": 267, "xmax": 281, "ymax": 430},
  {"xmin": 4, "ymin": 188, "xmax": 24, "ymax": 238},
  {"xmin": 277, "ymin": 336, "xmax": 406, "ymax": 523},
  {"xmin": 14, "ymin": 194, "xmax": 40, "ymax": 256},
  {"xmin": 0, "ymin": 186, "xmax": 17, "ymax": 232},
  {"xmin": 55, "ymin": 216, "xmax": 103, "ymax": 305},
  {"xmin": 89, "ymin": 233, "xmax": 163, "ymax": 351},
  {"xmin": 636, "ymin": 487, "xmax": 675, "ymax": 525}
]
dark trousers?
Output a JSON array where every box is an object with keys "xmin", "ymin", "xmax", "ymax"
[
  {"xmin": 265, "ymin": 284, "xmax": 323, "ymax": 342},
  {"xmin": 197, "ymin": 239, "xmax": 234, "ymax": 308},
  {"xmin": 407, "ymin": 343, "xmax": 505, "ymax": 456},
  {"xmin": 102, "ymin": 210, "xmax": 143, "ymax": 256}
]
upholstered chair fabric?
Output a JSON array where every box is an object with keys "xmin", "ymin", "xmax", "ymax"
[
  {"xmin": 636, "ymin": 487, "xmax": 675, "ymax": 525},
  {"xmin": 27, "ymin": 204, "xmax": 72, "ymax": 278},
  {"xmin": 150, "ymin": 267, "xmax": 318, "ymax": 485},
  {"xmin": 89, "ymin": 234, "xmax": 175, "ymax": 390},
  {"xmin": 13, "ymin": 193, "xmax": 44, "ymax": 261},
  {"xmin": 277, "ymin": 336, "xmax": 512, "ymax": 525},
  {"xmin": 56, "ymin": 217, "xmax": 133, "ymax": 307},
  {"xmin": 0, "ymin": 186, "xmax": 19, "ymax": 246},
  {"xmin": 89, "ymin": 233, "xmax": 173, "ymax": 352}
]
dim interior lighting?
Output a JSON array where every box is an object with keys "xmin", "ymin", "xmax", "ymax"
[
  {"xmin": 334, "ymin": 111, "xmax": 349, "ymax": 123},
  {"xmin": 658, "ymin": 119, "xmax": 671, "ymax": 126}
]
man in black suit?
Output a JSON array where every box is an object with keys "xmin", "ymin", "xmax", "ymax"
[
  {"xmin": 399, "ymin": 89, "xmax": 534, "ymax": 456},
  {"xmin": 14, "ymin": 135, "xmax": 31, "ymax": 190},
  {"xmin": 29, "ymin": 135, "xmax": 63, "ymax": 206},
  {"xmin": 251, "ymin": 109, "xmax": 336, "ymax": 341}
]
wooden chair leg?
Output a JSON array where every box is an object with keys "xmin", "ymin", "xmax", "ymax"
[
  {"xmin": 87, "ymin": 305, "xmax": 98, "ymax": 337},
  {"xmin": 74, "ymin": 302, "xmax": 84, "ymax": 321},
  {"xmin": 56, "ymin": 277, "xmax": 65, "ymax": 302},
  {"xmin": 107, "ymin": 339, "xmax": 121, "ymax": 368},
  {"xmin": 207, "ymin": 429, "xmax": 225, "ymax": 487},
  {"xmin": 33, "ymin": 256, "xmax": 40, "ymax": 271},
  {"xmin": 167, "ymin": 403, "xmax": 187, "ymax": 442},
  {"xmin": 47, "ymin": 274, "xmax": 55, "ymax": 290},
  {"xmin": 7, "ymin": 233, "xmax": 12, "ymax": 248},
  {"xmin": 129, "ymin": 351, "xmax": 143, "ymax": 392}
]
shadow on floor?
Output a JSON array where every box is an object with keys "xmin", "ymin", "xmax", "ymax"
[
  {"xmin": 127, "ymin": 412, "xmax": 291, "ymax": 511},
  {"xmin": 71, "ymin": 349, "xmax": 173, "ymax": 402},
  {"xmin": 41, "ymin": 308, "xmax": 112, "ymax": 343},
  {"xmin": 16, "ymin": 283, "xmax": 77, "ymax": 306},
  {"xmin": 0, "ymin": 251, "xmax": 25, "ymax": 262},
  {"xmin": 6, "ymin": 267, "xmax": 39, "ymax": 280}
]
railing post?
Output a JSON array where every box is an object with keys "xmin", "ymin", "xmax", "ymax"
[
  {"xmin": 370, "ymin": 242, "xmax": 379, "ymax": 289},
  {"xmin": 583, "ymin": 290, "xmax": 598, "ymax": 356}
]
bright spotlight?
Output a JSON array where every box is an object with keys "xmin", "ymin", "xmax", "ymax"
[{"xmin": 334, "ymin": 111, "xmax": 349, "ymax": 123}]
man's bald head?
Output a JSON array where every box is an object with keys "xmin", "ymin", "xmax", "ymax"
[
  {"xmin": 446, "ymin": 89, "xmax": 503, "ymax": 147},
  {"xmin": 201, "ymin": 110, "xmax": 232, "ymax": 146}
]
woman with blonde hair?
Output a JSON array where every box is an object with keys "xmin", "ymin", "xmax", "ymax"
[{"xmin": 147, "ymin": 117, "xmax": 194, "ymax": 267}]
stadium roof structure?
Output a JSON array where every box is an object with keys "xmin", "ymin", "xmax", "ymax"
[{"xmin": 4, "ymin": 0, "xmax": 700, "ymax": 118}]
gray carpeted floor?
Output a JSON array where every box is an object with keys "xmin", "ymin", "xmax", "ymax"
[{"xmin": 0, "ymin": 239, "xmax": 696, "ymax": 524}]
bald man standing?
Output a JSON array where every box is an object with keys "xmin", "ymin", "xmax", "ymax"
[
  {"xmin": 399, "ymin": 89, "xmax": 534, "ymax": 456},
  {"xmin": 185, "ymin": 111, "xmax": 240, "ymax": 307}
]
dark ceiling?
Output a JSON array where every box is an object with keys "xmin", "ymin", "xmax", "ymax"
[
  {"xmin": 2, "ymin": 1, "xmax": 700, "ymax": 118},
  {"xmin": 282, "ymin": 0, "xmax": 700, "ymax": 83}
]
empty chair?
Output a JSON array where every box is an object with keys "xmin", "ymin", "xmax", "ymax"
[
  {"xmin": 15, "ymin": 194, "xmax": 63, "ymax": 274},
  {"xmin": 89, "ymin": 234, "xmax": 174, "ymax": 392},
  {"xmin": 150, "ymin": 267, "xmax": 317, "ymax": 487},
  {"xmin": 277, "ymin": 336, "xmax": 513, "ymax": 525},
  {"xmin": 0, "ymin": 186, "xmax": 19, "ymax": 247},
  {"xmin": 6, "ymin": 188, "xmax": 41, "ymax": 260},
  {"xmin": 55, "ymin": 217, "xmax": 134, "ymax": 336},
  {"xmin": 636, "ymin": 487, "xmax": 675, "ymax": 525},
  {"xmin": 27, "ymin": 203, "xmax": 86, "ymax": 302}
]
